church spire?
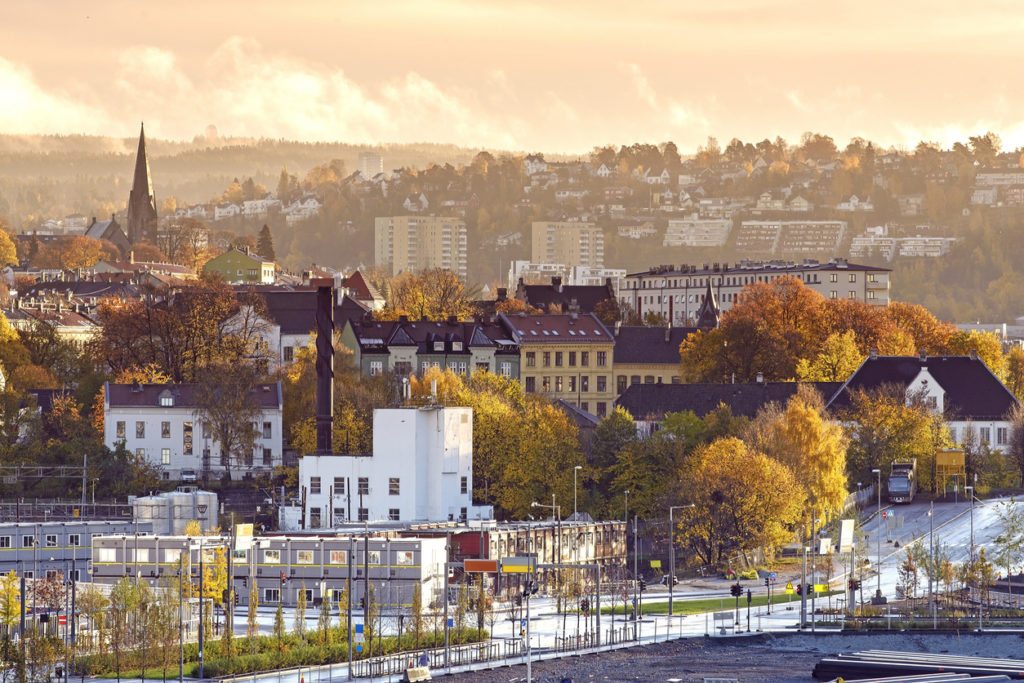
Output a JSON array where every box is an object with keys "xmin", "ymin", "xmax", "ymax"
[
  {"xmin": 695, "ymin": 280, "xmax": 720, "ymax": 331},
  {"xmin": 126, "ymin": 122, "xmax": 158, "ymax": 244}
]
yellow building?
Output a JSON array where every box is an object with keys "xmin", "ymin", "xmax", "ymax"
[
  {"xmin": 374, "ymin": 216, "xmax": 468, "ymax": 279},
  {"xmin": 498, "ymin": 312, "xmax": 616, "ymax": 417},
  {"xmin": 612, "ymin": 326, "xmax": 694, "ymax": 396}
]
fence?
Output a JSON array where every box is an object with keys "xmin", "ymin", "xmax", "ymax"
[{"xmin": 349, "ymin": 639, "xmax": 520, "ymax": 678}]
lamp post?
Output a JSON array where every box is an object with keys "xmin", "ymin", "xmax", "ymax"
[
  {"xmin": 624, "ymin": 490, "xmax": 629, "ymax": 523},
  {"xmin": 530, "ymin": 499, "xmax": 562, "ymax": 611},
  {"xmin": 871, "ymin": 468, "xmax": 882, "ymax": 600},
  {"xmin": 573, "ymin": 466, "xmax": 582, "ymax": 520},
  {"xmin": 668, "ymin": 505, "xmax": 695, "ymax": 617}
]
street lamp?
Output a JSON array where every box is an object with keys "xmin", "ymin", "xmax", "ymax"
[
  {"xmin": 871, "ymin": 468, "xmax": 882, "ymax": 600},
  {"xmin": 573, "ymin": 466, "xmax": 583, "ymax": 520},
  {"xmin": 530, "ymin": 500, "xmax": 562, "ymax": 605},
  {"xmin": 668, "ymin": 505, "xmax": 695, "ymax": 617},
  {"xmin": 624, "ymin": 490, "xmax": 629, "ymax": 523}
]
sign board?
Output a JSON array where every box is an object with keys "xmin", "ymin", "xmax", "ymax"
[
  {"xmin": 58, "ymin": 615, "xmax": 67, "ymax": 625},
  {"xmin": 838, "ymin": 519, "xmax": 855, "ymax": 553},
  {"xmin": 355, "ymin": 644, "xmax": 362, "ymax": 653},
  {"xmin": 785, "ymin": 582, "xmax": 793, "ymax": 594},
  {"xmin": 501, "ymin": 556, "xmax": 536, "ymax": 574},
  {"xmin": 354, "ymin": 623, "xmax": 364, "ymax": 634},
  {"xmin": 353, "ymin": 632, "xmax": 365, "ymax": 643},
  {"xmin": 447, "ymin": 618, "xmax": 454, "ymax": 628},
  {"xmin": 769, "ymin": 572, "xmax": 776, "ymax": 580},
  {"xmin": 234, "ymin": 523, "xmax": 253, "ymax": 551},
  {"xmin": 814, "ymin": 584, "xmax": 828, "ymax": 593},
  {"xmin": 818, "ymin": 538, "xmax": 833, "ymax": 555},
  {"xmin": 650, "ymin": 559, "xmax": 661, "ymax": 568},
  {"xmin": 464, "ymin": 559, "xmax": 499, "ymax": 573}
]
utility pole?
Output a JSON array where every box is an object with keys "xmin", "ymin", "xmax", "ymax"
[
  {"xmin": 632, "ymin": 514, "xmax": 638, "ymax": 640},
  {"xmin": 872, "ymin": 468, "xmax": 882, "ymax": 601},
  {"xmin": 800, "ymin": 546, "xmax": 807, "ymax": 630}
]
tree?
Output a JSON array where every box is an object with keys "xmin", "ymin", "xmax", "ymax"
[
  {"xmin": 272, "ymin": 602, "xmax": 286, "ymax": 651},
  {"xmin": 897, "ymin": 548, "xmax": 920, "ymax": 603},
  {"xmin": 256, "ymin": 224, "xmax": 276, "ymax": 262},
  {"xmin": 946, "ymin": 329, "xmax": 1006, "ymax": 381},
  {"xmin": 193, "ymin": 361, "xmax": 263, "ymax": 475},
  {"xmin": 247, "ymin": 583, "xmax": 259, "ymax": 650},
  {"xmin": 294, "ymin": 581, "xmax": 307, "ymax": 636},
  {"xmin": 317, "ymin": 591, "xmax": 332, "ymax": 645},
  {"xmin": 992, "ymin": 498, "xmax": 1024, "ymax": 593},
  {"xmin": 675, "ymin": 437, "xmax": 805, "ymax": 565},
  {"xmin": 410, "ymin": 582, "xmax": 424, "ymax": 649},
  {"xmin": 377, "ymin": 269, "xmax": 475, "ymax": 322},
  {"xmin": 0, "ymin": 229, "xmax": 17, "ymax": 267},
  {"xmin": 108, "ymin": 576, "xmax": 138, "ymax": 683},
  {"xmin": 795, "ymin": 330, "xmax": 863, "ymax": 382},
  {"xmin": 153, "ymin": 576, "xmax": 181, "ymax": 682},
  {"xmin": 1008, "ymin": 404, "xmax": 1024, "ymax": 482},
  {"xmin": 1005, "ymin": 347, "xmax": 1024, "ymax": 400},
  {"xmin": 77, "ymin": 584, "xmax": 109, "ymax": 655},
  {"xmin": 0, "ymin": 572, "xmax": 18, "ymax": 635},
  {"xmin": 592, "ymin": 298, "xmax": 621, "ymax": 326}
]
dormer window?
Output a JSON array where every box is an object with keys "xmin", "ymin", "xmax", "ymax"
[
  {"xmin": 451, "ymin": 342, "xmax": 463, "ymax": 351},
  {"xmin": 433, "ymin": 341, "xmax": 444, "ymax": 352},
  {"xmin": 159, "ymin": 391, "xmax": 174, "ymax": 408}
]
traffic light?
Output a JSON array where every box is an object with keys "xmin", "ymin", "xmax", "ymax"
[
  {"xmin": 848, "ymin": 579, "xmax": 855, "ymax": 591},
  {"xmin": 359, "ymin": 597, "xmax": 366, "ymax": 610},
  {"xmin": 639, "ymin": 578, "xmax": 647, "ymax": 593},
  {"xmin": 730, "ymin": 583, "xmax": 742, "ymax": 597},
  {"xmin": 580, "ymin": 598, "xmax": 589, "ymax": 613},
  {"xmin": 795, "ymin": 583, "xmax": 803, "ymax": 596},
  {"xmin": 764, "ymin": 577, "xmax": 770, "ymax": 588},
  {"xmin": 746, "ymin": 589, "xmax": 752, "ymax": 604}
]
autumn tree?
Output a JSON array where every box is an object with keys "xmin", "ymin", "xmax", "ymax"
[
  {"xmin": 158, "ymin": 218, "xmax": 211, "ymax": 271},
  {"xmin": 0, "ymin": 571, "xmax": 18, "ymax": 635},
  {"xmin": 193, "ymin": 361, "xmax": 264, "ymax": 474},
  {"xmin": 0, "ymin": 229, "xmax": 17, "ymax": 267},
  {"xmin": 675, "ymin": 437, "xmax": 805, "ymax": 565},
  {"xmin": 257, "ymin": 224, "xmax": 276, "ymax": 262},
  {"xmin": 795, "ymin": 330, "xmax": 863, "ymax": 382},
  {"xmin": 377, "ymin": 269, "xmax": 475, "ymax": 321},
  {"xmin": 946, "ymin": 329, "xmax": 1006, "ymax": 381}
]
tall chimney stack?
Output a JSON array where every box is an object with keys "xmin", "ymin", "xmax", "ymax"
[{"xmin": 315, "ymin": 285, "xmax": 334, "ymax": 454}]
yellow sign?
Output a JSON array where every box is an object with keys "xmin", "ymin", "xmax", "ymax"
[
  {"xmin": 814, "ymin": 584, "xmax": 828, "ymax": 593},
  {"xmin": 501, "ymin": 564, "xmax": 530, "ymax": 574},
  {"xmin": 650, "ymin": 560, "xmax": 661, "ymax": 568},
  {"xmin": 785, "ymin": 582, "xmax": 793, "ymax": 594}
]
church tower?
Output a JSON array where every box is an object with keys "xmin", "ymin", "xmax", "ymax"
[
  {"xmin": 695, "ymin": 280, "xmax": 720, "ymax": 331},
  {"xmin": 126, "ymin": 123, "xmax": 158, "ymax": 244}
]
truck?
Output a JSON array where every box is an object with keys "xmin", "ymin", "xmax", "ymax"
[{"xmin": 887, "ymin": 459, "xmax": 917, "ymax": 504}]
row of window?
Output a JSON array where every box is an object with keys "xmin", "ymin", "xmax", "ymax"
[
  {"xmin": 827, "ymin": 291, "xmax": 875, "ymax": 300},
  {"xmin": 525, "ymin": 351, "xmax": 606, "ymax": 368},
  {"xmin": 309, "ymin": 476, "xmax": 469, "ymax": 497},
  {"xmin": 948, "ymin": 426, "xmax": 1008, "ymax": 445},
  {"xmin": 632, "ymin": 271, "xmax": 879, "ymax": 290},
  {"xmin": 117, "ymin": 421, "xmax": 273, "ymax": 441},
  {"xmin": 369, "ymin": 360, "xmax": 513, "ymax": 377},
  {"xmin": 0, "ymin": 533, "xmax": 85, "ymax": 548},
  {"xmin": 143, "ymin": 447, "xmax": 274, "ymax": 467},
  {"xmin": 524, "ymin": 375, "xmax": 608, "ymax": 394}
]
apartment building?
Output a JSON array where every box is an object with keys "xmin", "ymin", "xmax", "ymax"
[
  {"xmin": 736, "ymin": 220, "xmax": 847, "ymax": 257},
  {"xmin": 622, "ymin": 259, "xmax": 891, "ymax": 325},
  {"xmin": 374, "ymin": 216, "xmax": 468, "ymax": 279},
  {"xmin": 0, "ymin": 520, "xmax": 152, "ymax": 582},
  {"xmin": 663, "ymin": 216, "xmax": 733, "ymax": 247},
  {"xmin": 498, "ymin": 312, "xmax": 616, "ymax": 417},
  {"xmin": 531, "ymin": 221, "xmax": 605, "ymax": 269}
]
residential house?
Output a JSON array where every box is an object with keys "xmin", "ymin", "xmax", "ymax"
[
  {"xmin": 498, "ymin": 312, "xmax": 616, "ymax": 417},
  {"xmin": 971, "ymin": 186, "xmax": 999, "ymax": 206},
  {"xmin": 85, "ymin": 215, "xmax": 131, "ymax": 257},
  {"xmin": 612, "ymin": 326, "xmax": 695, "ymax": 395},
  {"xmin": 836, "ymin": 195, "xmax": 875, "ymax": 212},
  {"xmin": 513, "ymin": 275, "xmax": 616, "ymax": 314},
  {"xmin": 663, "ymin": 216, "xmax": 732, "ymax": 247},
  {"xmin": 214, "ymin": 203, "xmax": 242, "ymax": 221},
  {"xmin": 202, "ymin": 248, "xmax": 276, "ymax": 284},
  {"xmin": 102, "ymin": 381, "xmax": 284, "ymax": 480}
]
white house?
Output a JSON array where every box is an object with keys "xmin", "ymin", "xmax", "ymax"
[
  {"xmin": 214, "ymin": 203, "xmax": 242, "ymax": 221},
  {"xmin": 295, "ymin": 407, "xmax": 493, "ymax": 528},
  {"xmin": 103, "ymin": 381, "xmax": 284, "ymax": 481},
  {"xmin": 837, "ymin": 194, "xmax": 875, "ymax": 212}
]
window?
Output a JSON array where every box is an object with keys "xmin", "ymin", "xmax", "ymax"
[
  {"xmin": 310, "ymin": 509, "xmax": 321, "ymax": 527},
  {"xmin": 116, "ymin": 421, "xmax": 126, "ymax": 439},
  {"xmin": 581, "ymin": 351, "xmax": 589, "ymax": 366},
  {"xmin": 132, "ymin": 548, "xmax": 150, "ymax": 563},
  {"xmin": 395, "ymin": 361, "xmax": 412, "ymax": 376},
  {"xmin": 163, "ymin": 549, "xmax": 181, "ymax": 564},
  {"xmin": 868, "ymin": 291, "xmax": 876, "ymax": 300},
  {"xmin": 569, "ymin": 376, "xmax": 576, "ymax": 392},
  {"xmin": 46, "ymin": 535, "xmax": 57, "ymax": 548},
  {"xmin": 526, "ymin": 352, "xmax": 536, "ymax": 367},
  {"xmin": 389, "ymin": 508, "xmax": 400, "ymax": 521},
  {"xmin": 136, "ymin": 447, "xmax": 146, "ymax": 458},
  {"xmin": 330, "ymin": 588, "xmax": 345, "ymax": 602},
  {"xmin": 69, "ymin": 534, "xmax": 81, "ymax": 547},
  {"xmin": 460, "ymin": 507, "xmax": 468, "ymax": 522},
  {"xmin": 569, "ymin": 351, "xmax": 576, "ymax": 367},
  {"xmin": 161, "ymin": 448, "xmax": 171, "ymax": 465},
  {"xmin": 581, "ymin": 401, "xmax": 588, "ymax": 412},
  {"xmin": 368, "ymin": 550, "xmax": 381, "ymax": 564},
  {"xmin": 542, "ymin": 376, "xmax": 550, "ymax": 392},
  {"xmin": 248, "ymin": 268, "xmax": 258, "ymax": 279},
  {"xmin": 264, "ymin": 549, "xmax": 281, "ymax": 564},
  {"xmin": 310, "ymin": 477, "xmax": 321, "ymax": 495},
  {"xmin": 22, "ymin": 571, "xmax": 32, "ymax": 579},
  {"xmin": 868, "ymin": 273, "xmax": 877, "ymax": 283},
  {"xmin": 260, "ymin": 421, "xmax": 272, "ymax": 439},
  {"xmin": 160, "ymin": 394, "xmax": 173, "ymax": 407},
  {"xmin": 830, "ymin": 273, "xmax": 838, "ymax": 282},
  {"xmin": 460, "ymin": 476, "xmax": 468, "ymax": 494},
  {"xmin": 203, "ymin": 422, "xmax": 211, "ymax": 438},
  {"xmin": 631, "ymin": 375, "xmax": 640, "ymax": 385},
  {"xmin": 433, "ymin": 341, "xmax": 445, "ymax": 352},
  {"xmin": 581, "ymin": 376, "xmax": 589, "ymax": 392},
  {"xmin": 296, "ymin": 550, "xmax": 314, "ymax": 564},
  {"xmin": 617, "ymin": 376, "xmax": 626, "ymax": 393},
  {"xmin": 597, "ymin": 351, "xmax": 607, "ymax": 366},
  {"xmin": 264, "ymin": 588, "xmax": 280, "ymax": 602},
  {"xmin": 369, "ymin": 360, "xmax": 383, "ymax": 376},
  {"xmin": 395, "ymin": 551, "xmax": 414, "ymax": 565},
  {"xmin": 263, "ymin": 448, "xmax": 272, "ymax": 465},
  {"xmin": 330, "ymin": 550, "xmax": 347, "ymax": 564},
  {"xmin": 555, "ymin": 352, "xmax": 563, "ymax": 367},
  {"xmin": 358, "ymin": 477, "xmax": 369, "ymax": 495},
  {"xmin": 597, "ymin": 376, "xmax": 607, "ymax": 392},
  {"xmin": 358, "ymin": 508, "xmax": 368, "ymax": 522},
  {"xmin": 998, "ymin": 427, "xmax": 1008, "ymax": 445},
  {"xmin": 525, "ymin": 377, "xmax": 535, "ymax": 392},
  {"xmin": 849, "ymin": 273, "xmax": 857, "ymax": 282},
  {"xmin": 500, "ymin": 362, "xmax": 512, "ymax": 377},
  {"xmin": 848, "ymin": 291, "xmax": 857, "ymax": 299},
  {"xmin": 161, "ymin": 421, "xmax": 171, "ymax": 438},
  {"xmin": 644, "ymin": 375, "xmax": 655, "ymax": 384},
  {"xmin": 829, "ymin": 291, "xmax": 838, "ymax": 299},
  {"xmin": 0, "ymin": 537, "xmax": 11, "ymax": 549},
  {"xmin": 183, "ymin": 422, "xmax": 193, "ymax": 455},
  {"xmin": 333, "ymin": 477, "xmax": 345, "ymax": 494},
  {"xmin": 389, "ymin": 477, "xmax": 400, "ymax": 495},
  {"xmin": 555, "ymin": 376, "xmax": 563, "ymax": 392},
  {"xmin": 949, "ymin": 427, "xmax": 958, "ymax": 443},
  {"xmin": 543, "ymin": 352, "xmax": 551, "ymax": 367},
  {"xmin": 136, "ymin": 421, "xmax": 145, "ymax": 438},
  {"xmin": 980, "ymin": 427, "xmax": 991, "ymax": 444},
  {"xmin": 458, "ymin": 362, "xmax": 467, "ymax": 375},
  {"xmin": 596, "ymin": 402, "xmax": 607, "ymax": 417},
  {"xmin": 95, "ymin": 547, "xmax": 115, "ymax": 562},
  {"xmin": 283, "ymin": 346, "xmax": 294, "ymax": 362}
]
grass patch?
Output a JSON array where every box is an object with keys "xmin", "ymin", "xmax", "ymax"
[
  {"xmin": 601, "ymin": 590, "xmax": 843, "ymax": 616},
  {"xmin": 98, "ymin": 662, "xmax": 199, "ymax": 679}
]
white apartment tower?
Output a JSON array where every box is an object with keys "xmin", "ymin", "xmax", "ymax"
[
  {"xmin": 374, "ymin": 216, "xmax": 468, "ymax": 279},
  {"xmin": 531, "ymin": 221, "xmax": 605, "ymax": 269}
]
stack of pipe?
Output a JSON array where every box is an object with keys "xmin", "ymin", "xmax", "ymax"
[{"xmin": 814, "ymin": 651, "xmax": 1024, "ymax": 680}]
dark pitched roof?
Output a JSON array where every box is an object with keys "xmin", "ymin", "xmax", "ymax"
[
  {"xmin": 825, "ymin": 355, "xmax": 1018, "ymax": 421},
  {"xmin": 499, "ymin": 313, "xmax": 613, "ymax": 344},
  {"xmin": 348, "ymin": 318, "xmax": 518, "ymax": 355},
  {"xmin": 257, "ymin": 290, "xmax": 369, "ymax": 335},
  {"xmin": 613, "ymin": 326, "xmax": 697, "ymax": 365},
  {"xmin": 516, "ymin": 279, "xmax": 614, "ymax": 314},
  {"xmin": 616, "ymin": 381, "xmax": 843, "ymax": 421},
  {"xmin": 553, "ymin": 399, "xmax": 601, "ymax": 429},
  {"xmin": 106, "ymin": 381, "xmax": 282, "ymax": 409}
]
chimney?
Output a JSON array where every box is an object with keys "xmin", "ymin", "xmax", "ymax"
[
  {"xmin": 315, "ymin": 285, "xmax": 334, "ymax": 454},
  {"xmin": 552, "ymin": 276, "xmax": 563, "ymax": 293},
  {"xmin": 969, "ymin": 349, "xmax": 979, "ymax": 360},
  {"xmin": 129, "ymin": 250, "xmax": 134, "ymax": 264},
  {"xmin": 496, "ymin": 288, "xmax": 507, "ymax": 302},
  {"xmin": 869, "ymin": 348, "xmax": 878, "ymax": 358},
  {"xmin": 756, "ymin": 372, "xmax": 764, "ymax": 383},
  {"xmin": 919, "ymin": 349, "xmax": 927, "ymax": 361}
]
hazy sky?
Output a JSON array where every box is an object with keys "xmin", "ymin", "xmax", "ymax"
[{"xmin": 3, "ymin": 0, "xmax": 1024, "ymax": 153}]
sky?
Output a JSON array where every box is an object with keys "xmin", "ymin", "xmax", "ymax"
[{"xmin": 3, "ymin": 0, "xmax": 1024, "ymax": 154}]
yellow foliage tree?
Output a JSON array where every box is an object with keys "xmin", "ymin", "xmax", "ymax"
[
  {"xmin": 795, "ymin": 330, "xmax": 863, "ymax": 382},
  {"xmin": 946, "ymin": 329, "xmax": 1006, "ymax": 381}
]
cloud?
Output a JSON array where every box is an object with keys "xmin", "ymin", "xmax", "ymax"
[
  {"xmin": 0, "ymin": 56, "xmax": 108, "ymax": 135},
  {"xmin": 621, "ymin": 63, "xmax": 658, "ymax": 109}
]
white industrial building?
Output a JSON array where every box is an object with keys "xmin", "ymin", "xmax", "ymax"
[
  {"xmin": 291, "ymin": 407, "xmax": 493, "ymax": 529},
  {"xmin": 103, "ymin": 381, "xmax": 284, "ymax": 481}
]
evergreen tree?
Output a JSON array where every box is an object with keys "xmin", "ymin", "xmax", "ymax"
[{"xmin": 257, "ymin": 224, "xmax": 276, "ymax": 261}]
